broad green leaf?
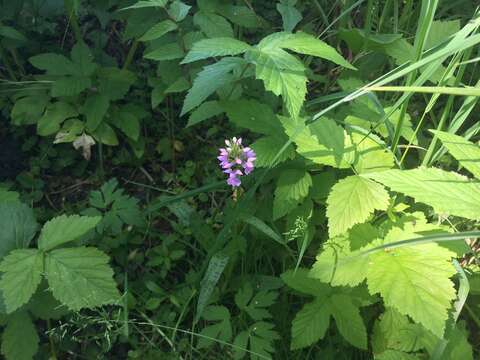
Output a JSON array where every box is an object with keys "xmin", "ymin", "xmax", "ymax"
[
  {"xmin": 246, "ymin": 322, "xmax": 280, "ymax": 359},
  {"xmin": 83, "ymin": 94, "xmax": 110, "ymax": 131},
  {"xmin": 281, "ymin": 268, "xmax": 330, "ymax": 297},
  {"xmin": 193, "ymin": 11, "xmax": 234, "ymax": 38},
  {"xmin": 140, "ymin": 19, "xmax": 178, "ymax": 41},
  {"xmin": 280, "ymin": 115, "xmax": 353, "ymax": 168},
  {"xmin": 311, "ymin": 235, "xmax": 370, "ymax": 287},
  {"xmin": 366, "ymin": 168, "xmax": 480, "ymax": 220},
  {"xmin": 0, "ymin": 189, "xmax": 19, "ymax": 203},
  {"xmin": 273, "ymin": 169, "xmax": 312, "ymax": 219},
  {"xmin": 1, "ymin": 311, "xmax": 39, "ymax": 360},
  {"xmin": 182, "ymin": 37, "xmax": 251, "ymax": 63},
  {"xmin": 426, "ymin": 20, "xmax": 461, "ymax": 49},
  {"xmin": 120, "ymin": 0, "xmax": 167, "ymax": 10},
  {"xmin": 198, "ymin": 305, "xmax": 232, "ymax": 349},
  {"xmin": 330, "ymin": 294, "xmax": 367, "ymax": 349},
  {"xmin": 367, "ymin": 241, "xmax": 456, "ymax": 337},
  {"xmin": 433, "ymin": 130, "xmax": 480, "ymax": 180},
  {"xmin": 251, "ymin": 135, "xmax": 295, "ymax": 168},
  {"xmin": 277, "ymin": 0, "xmax": 302, "ymax": 33},
  {"xmin": 51, "ymin": 76, "xmax": 91, "ymax": 97},
  {"xmin": 375, "ymin": 308, "xmax": 426, "ymax": 352},
  {"xmin": 11, "ymin": 94, "xmax": 49, "ymax": 126},
  {"xmin": 0, "ymin": 25, "xmax": 27, "ymax": 41},
  {"xmin": 181, "ymin": 57, "xmax": 245, "ymax": 115},
  {"xmin": 37, "ymin": 101, "xmax": 78, "ymax": 136},
  {"xmin": 291, "ymin": 298, "xmax": 330, "ymax": 349},
  {"xmin": 0, "ymin": 249, "xmax": 43, "ymax": 313},
  {"xmin": 326, "ymin": 175, "xmax": 389, "ymax": 237},
  {"xmin": 187, "ymin": 101, "xmax": 224, "ymax": 127},
  {"xmin": 144, "ymin": 43, "xmax": 184, "ymax": 61},
  {"xmin": 0, "ymin": 202, "xmax": 37, "ymax": 259},
  {"xmin": 222, "ymin": 99, "xmax": 282, "ymax": 135},
  {"xmin": 259, "ymin": 32, "xmax": 356, "ymax": 70},
  {"xmin": 28, "ymin": 284, "xmax": 69, "ymax": 320},
  {"xmin": 70, "ymin": 43, "xmax": 97, "ymax": 77},
  {"xmin": 218, "ymin": 4, "xmax": 265, "ymax": 29},
  {"xmin": 29, "ymin": 53, "xmax": 75, "ymax": 76},
  {"xmin": 351, "ymin": 131, "xmax": 394, "ymax": 173},
  {"xmin": 114, "ymin": 111, "xmax": 140, "ymax": 141},
  {"xmin": 92, "ymin": 122, "xmax": 119, "ymax": 146},
  {"xmin": 168, "ymin": 0, "xmax": 191, "ymax": 22},
  {"xmin": 45, "ymin": 247, "xmax": 120, "ymax": 311},
  {"xmin": 97, "ymin": 67, "xmax": 136, "ymax": 101},
  {"xmin": 38, "ymin": 214, "xmax": 101, "ymax": 251},
  {"xmin": 246, "ymin": 47, "xmax": 306, "ymax": 118},
  {"xmin": 376, "ymin": 350, "xmax": 420, "ymax": 360}
]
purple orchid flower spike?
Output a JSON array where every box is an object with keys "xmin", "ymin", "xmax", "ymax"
[{"xmin": 218, "ymin": 137, "xmax": 256, "ymax": 187}]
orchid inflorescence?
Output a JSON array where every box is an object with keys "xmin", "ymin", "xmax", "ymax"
[{"xmin": 218, "ymin": 137, "xmax": 256, "ymax": 187}]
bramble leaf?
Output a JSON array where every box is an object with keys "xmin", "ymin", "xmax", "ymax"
[
  {"xmin": 38, "ymin": 214, "xmax": 101, "ymax": 251},
  {"xmin": 0, "ymin": 249, "xmax": 43, "ymax": 313},
  {"xmin": 327, "ymin": 175, "xmax": 390, "ymax": 237},
  {"xmin": 45, "ymin": 247, "xmax": 120, "ymax": 311}
]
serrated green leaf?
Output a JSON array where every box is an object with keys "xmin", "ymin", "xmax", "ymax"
[
  {"xmin": 11, "ymin": 94, "xmax": 49, "ymax": 126},
  {"xmin": 181, "ymin": 57, "xmax": 244, "ymax": 115},
  {"xmin": 83, "ymin": 94, "xmax": 110, "ymax": 131},
  {"xmin": 198, "ymin": 305, "xmax": 232, "ymax": 349},
  {"xmin": 218, "ymin": 4, "xmax": 265, "ymax": 29},
  {"xmin": 182, "ymin": 37, "xmax": 251, "ymax": 63},
  {"xmin": 311, "ymin": 235, "xmax": 370, "ymax": 287},
  {"xmin": 0, "ymin": 249, "xmax": 43, "ymax": 313},
  {"xmin": 327, "ymin": 175, "xmax": 389, "ymax": 237},
  {"xmin": 194, "ymin": 11, "xmax": 233, "ymax": 38},
  {"xmin": 37, "ymin": 101, "xmax": 78, "ymax": 136},
  {"xmin": 92, "ymin": 122, "xmax": 119, "ymax": 146},
  {"xmin": 168, "ymin": 0, "xmax": 191, "ymax": 22},
  {"xmin": 259, "ymin": 32, "xmax": 356, "ymax": 70},
  {"xmin": 45, "ymin": 247, "xmax": 120, "ymax": 311},
  {"xmin": 114, "ymin": 111, "xmax": 140, "ymax": 141},
  {"xmin": 330, "ymin": 294, "xmax": 367, "ymax": 349},
  {"xmin": 433, "ymin": 130, "xmax": 480, "ymax": 180},
  {"xmin": 222, "ymin": 99, "xmax": 282, "ymax": 135},
  {"xmin": 365, "ymin": 168, "xmax": 480, "ymax": 220},
  {"xmin": 144, "ymin": 43, "xmax": 184, "ymax": 61},
  {"xmin": 28, "ymin": 284, "xmax": 69, "ymax": 320},
  {"xmin": 367, "ymin": 242, "xmax": 456, "ymax": 337},
  {"xmin": 280, "ymin": 115, "xmax": 353, "ymax": 168},
  {"xmin": 70, "ymin": 43, "xmax": 97, "ymax": 77},
  {"xmin": 29, "ymin": 53, "xmax": 76, "ymax": 76},
  {"xmin": 140, "ymin": 19, "xmax": 178, "ymax": 41},
  {"xmin": 38, "ymin": 214, "xmax": 101, "ymax": 251},
  {"xmin": 277, "ymin": 0, "xmax": 302, "ymax": 33},
  {"xmin": 0, "ymin": 202, "xmax": 37, "ymax": 260},
  {"xmin": 291, "ymin": 297, "xmax": 330, "ymax": 349},
  {"xmin": 1, "ymin": 311, "xmax": 39, "ymax": 360},
  {"xmin": 351, "ymin": 131, "xmax": 394, "ymax": 173},
  {"xmin": 281, "ymin": 268, "xmax": 330, "ymax": 296},
  {"xmin": 187, "ymin": 101, "xmax": 224, "ymax": 127},
  {"xmin": 97, "ymin": 67, "xmax": 136, "ymax": 101},
  {"xmin": 274, "ymin": 169, "xmax": 312, "ymax": 220},
  {"xmin": 51, "ymin": 76, "xmax": 91, "ymax": 97},
  {"xmin": 251, "ymin": 135, "xmax": 296, "ymax": 168},
  {"xmin": 120, "ymin": 0, "xmax": 167, "ymax": 10},
  {"xmin": 246, "ymin": 47, "xmax": 306, "ymax": 118}
]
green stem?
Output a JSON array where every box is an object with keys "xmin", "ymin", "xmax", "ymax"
[{"xmin": 47, "ymin": 319, "xmax": 57, "ymax": 359}]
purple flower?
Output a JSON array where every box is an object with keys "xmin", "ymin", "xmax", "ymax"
[{"xmin": 218, "ymin": 137, "xmax": 256, "ymax": 187}]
